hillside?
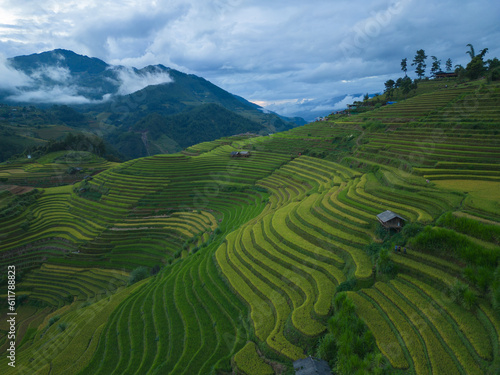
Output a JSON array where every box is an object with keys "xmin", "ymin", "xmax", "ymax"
[
  {"xmin": 0, "ymin": 50, "xmax": 304, "ymax": 162},
  {"xmin": 0, "ymin": 77, "xmax": 499, "ymax": 374}
]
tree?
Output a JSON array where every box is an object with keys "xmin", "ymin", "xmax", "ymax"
[
  {"xmin": 445, "ymin": 58, "xmax": 453, "ymax": 72},
  {"xmin": 487, "ymin": 57, "xmax": 500, "ymax": 71},
  {"xmin": 466, "ymin": 48, "xmax": 488, "ymax": 80},
  {"xmin": 455, "ymin": 64, "xmax": 466, "ymax": 81},
  {"xmin": 400, "ymin": 76, "xmax": 415, "ymax": 97},
  {"xmin": 487, "ymin": 57, "xmax": 500, "ymax": 82},
  {"xmin": 478, "ymin": 48, "xmax": 489, "ymax": 59},
  {"xmin": 466, "ymin": 43, "xmax": 475, "ymax": 59},
  {"xmin": 430, "ymin": 56, "xmax": 441, "ymax": 76},
  {"xmin": 384, "ymin": 79, "xmax": 395, "ymax": 99},
  {"xmin": 128, "ymin": 266, "xmax": 149, "ymax": 285},
  {"xmin": 412, "ymin": 49, "xmax": 427, "ymax": 79},
  {"xmin": 400, "ymin": 58, "xmax": 408, "ymax": 76}
]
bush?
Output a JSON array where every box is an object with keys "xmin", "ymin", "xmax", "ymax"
[
  {"xmin": 464, "ymin": 266, "xmax": 494, "ymax": 292},
  {"xmin": 462, "ymin": 289, "xmax": 477, "ymax": 310},
  {"xmin": 324, "ymin": 293, "xmax": 391, "ymax": 375},
  {"xmin": 48, "ymin": 315, "xmax": 60, "ymax": 327},
  {"xmin": 316, "ymin": 333, "xmax": 337, "ymax": 368},
  {"xmin": 128, "ymin": 266, "xmax": 149, "ymax": 285},
  {"xmin": 58, "ymin": 322, "xmax": 67, "ymax": 331},
  {"xmin": 375, "ymin": 224, "xmax": 389, "ymax": 241},
  {"xmin": 448, "ymin": 280, "xmax": 476, "ymax": 310},
  {"xmin": 401, "ymin": 222, "xmax": 423, "ymax": 241},
  {"xmin": 437, "ymin": 212, "xmax": 500, "ymax": 244},
  {"xmin": 408, "ymin": 226, "xmax": 499, "ymax": 268},
  {"xmin": 336, "ymin": 278, "xmax": 358, "ymax": 293},
  {"xmin": 377, "ymin": 249, "xmax": 398, "ymax": 276},
  {"xmin": 364, "ymin": 242, "xmax": 382, "ymax": 257}
]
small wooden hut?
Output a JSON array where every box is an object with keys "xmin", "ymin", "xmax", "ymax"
[
  {"xmin": 376, "ymin": 210, "xmax": 405, "ymax": 230},
  {"xmin": 293, "ymin": 356, "xmax": 332, "ymax": 375}
]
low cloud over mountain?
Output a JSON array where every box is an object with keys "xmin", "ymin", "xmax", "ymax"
[{"xmin": 0, "ymin": 49, "xmax": 174, "ymax": 105}]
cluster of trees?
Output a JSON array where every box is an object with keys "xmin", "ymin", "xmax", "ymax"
[
  {"xmin": 25, "ymin": 133, "xmax": 121, "ymax": 161},
  {"xmin": 383, "ymin": 44, "xmax": 500, "ymax": 99},
  {"xmin": 457, "ymin": 44, "xmax": 500, "ymax": 81},
  {"xmin": 316, "ymin": 293, "xmax": 391, "ymax": 374},
  {"xmin": 383, "ymin": 76, "xmax": 418, "ymax": 99},
  {"xmin": 399, "ymin": 44, "xmax": 499, "ymax": 81},
  {"xmin": 400, "ymin": 50, "xmax": 453, "ymax": 79}
]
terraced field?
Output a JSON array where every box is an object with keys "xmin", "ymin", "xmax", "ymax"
[
  {"xmin": 1, "ymin": 78, "xmax": 499, "ymax": 374},
  {"xmin": 0, "ymin": 151, "xmax": 116, "ymax": 187},
  {"xmin": 352, "ymin": 272, "xmax": 498, "ymax": 375}
]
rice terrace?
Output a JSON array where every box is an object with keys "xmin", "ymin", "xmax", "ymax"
[{"xmin": 1, "ymin": 48, "xmax": 500, "ymax": 374}]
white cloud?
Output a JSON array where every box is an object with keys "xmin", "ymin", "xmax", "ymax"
[
  {"xmin": 331, "ymin": 94, "xmax": 365, "ymax": 111},
  {"xmin": 30, "ymin": 64, "xmax": 72, "ymax": 83},
  {"xmin": 113, "ymin": 66, "xmax": 173, "ymax": 95},
  {"xmin": 7, "ymin": 85, "xmax": 103, "ymax": 104},
  {"xmin": 0, "ymin": 55, "xmax": 174, "ymax": 103},
  {"xmin": 0, "ymin": 55, "xmax": 33, "ymax": 90},
  {"xmin": 1, "ymin": 58, "xmax": 106, "ymax": 104},
  {"xmin": 0, "ymin": 0, "xmax": 499, "ymax": 115}
]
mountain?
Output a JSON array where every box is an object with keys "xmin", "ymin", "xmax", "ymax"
[
  {"xmin": 0, "ymin": 49, "xmax": 305, "ymax": 160},
  {"xmin": 5, "ymin": 49, "xmax": 117, "ymax": 102},
  {"xmin": 263, "ymin": 93, "xmax": 371, "ymax": 121}
]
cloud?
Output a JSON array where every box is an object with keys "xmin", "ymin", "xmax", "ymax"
[
  {"xmin": 1, "ymin": 54, "xmax": 174, "ymax": 104},
  {"xmin": 6, "ymin": 85, "xmax": 107, "ymax": 104},
  {"xmin": 30, "ymin": 65, "xmax": 72, "ymax": 83},
  {"xmin": 1, "ymin": 59, "xmax": 107, "ymax": 104},
  {"xmin": 330, "ymin": 94, "xmax": 365, "ymax": 111},
  {"xmin": 0, "ymin": 55, "xmax": 33, "ymax": 90},
  {"xmin": 113, "ymin": 66, "xmax": 173, "ymax": 95},
  {"xmin": 0, "ymin": 0, "xmax": 499, "ymax": 115}
]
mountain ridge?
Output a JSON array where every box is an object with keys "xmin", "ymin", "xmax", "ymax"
[{"xmin": 0, "ymin": 49, "xmax": 306, "ymax": 161}]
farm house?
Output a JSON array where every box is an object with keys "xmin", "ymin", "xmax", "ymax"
[
  {"xmin": 434, "ymin": 70, "xmax": 458, "ymax": 78},
  {"xmin": 376, "ymin": 210, "xmax": 406, "ymax": 230},
  {"xmin": 230, "ymin": 151, "xmax": 251, "ymax": 157},
  {"xmin": 293, "ymin": 357, "xmax": 331, "ymax": 375}
]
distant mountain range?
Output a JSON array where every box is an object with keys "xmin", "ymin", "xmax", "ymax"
[
  {"xmin": 0, "ymin": 49, "xmax": 306, "ymax": 160},
  {"xmin": 263, "ymin": 94, "xmax": 373, "ymax": 122}
]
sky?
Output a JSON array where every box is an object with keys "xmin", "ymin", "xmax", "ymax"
[{"xmin": 0, "ymin": 0, "xmax": 499, "ymax": 118}]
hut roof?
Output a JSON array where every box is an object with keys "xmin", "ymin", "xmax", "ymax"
[
  {"xmin": 376, "ymin": 210, "xmax": 405, "ymax": 223},
  {"xmin": 293, "ymin": 357, "xmax": 332, "ymax": 375}
]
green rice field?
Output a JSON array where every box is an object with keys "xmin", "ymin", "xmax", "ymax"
[{"xmin": 1, "ymin": 78, "xmax": 499, "ymax": 374}]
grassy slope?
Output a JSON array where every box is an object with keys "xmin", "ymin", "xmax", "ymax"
[{"xmin": 0, "ymin": 78, "xmax": 499, "ymax": 374}]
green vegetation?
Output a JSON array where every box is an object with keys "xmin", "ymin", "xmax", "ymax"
[
  {"xmin": 127, "ymin": 266, "xmax": 150, "ymax": 285},
  {"xmin": 317, "ymin": 292, "xmax": 391, "ymax": 374},
  {"xmin": 1, "ymin": 51, "xmax": 500, "ymax": 375},
  {"xmin": 233, "ymin": 341, "xmax": 274, "ymax": 375}
]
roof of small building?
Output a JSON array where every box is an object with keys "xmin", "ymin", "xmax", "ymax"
[
  {"xmin": 376, "ymin": 210, "xmax": 405, "ymax": 223},
  {"xmin": 293, "ymin": 357, "xmax": 331, "ymax": 375}
]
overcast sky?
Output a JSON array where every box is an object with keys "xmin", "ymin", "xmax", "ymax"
[{"xmin": 0, "ymin": 0, "xmax": 499, "ymax": 113}]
